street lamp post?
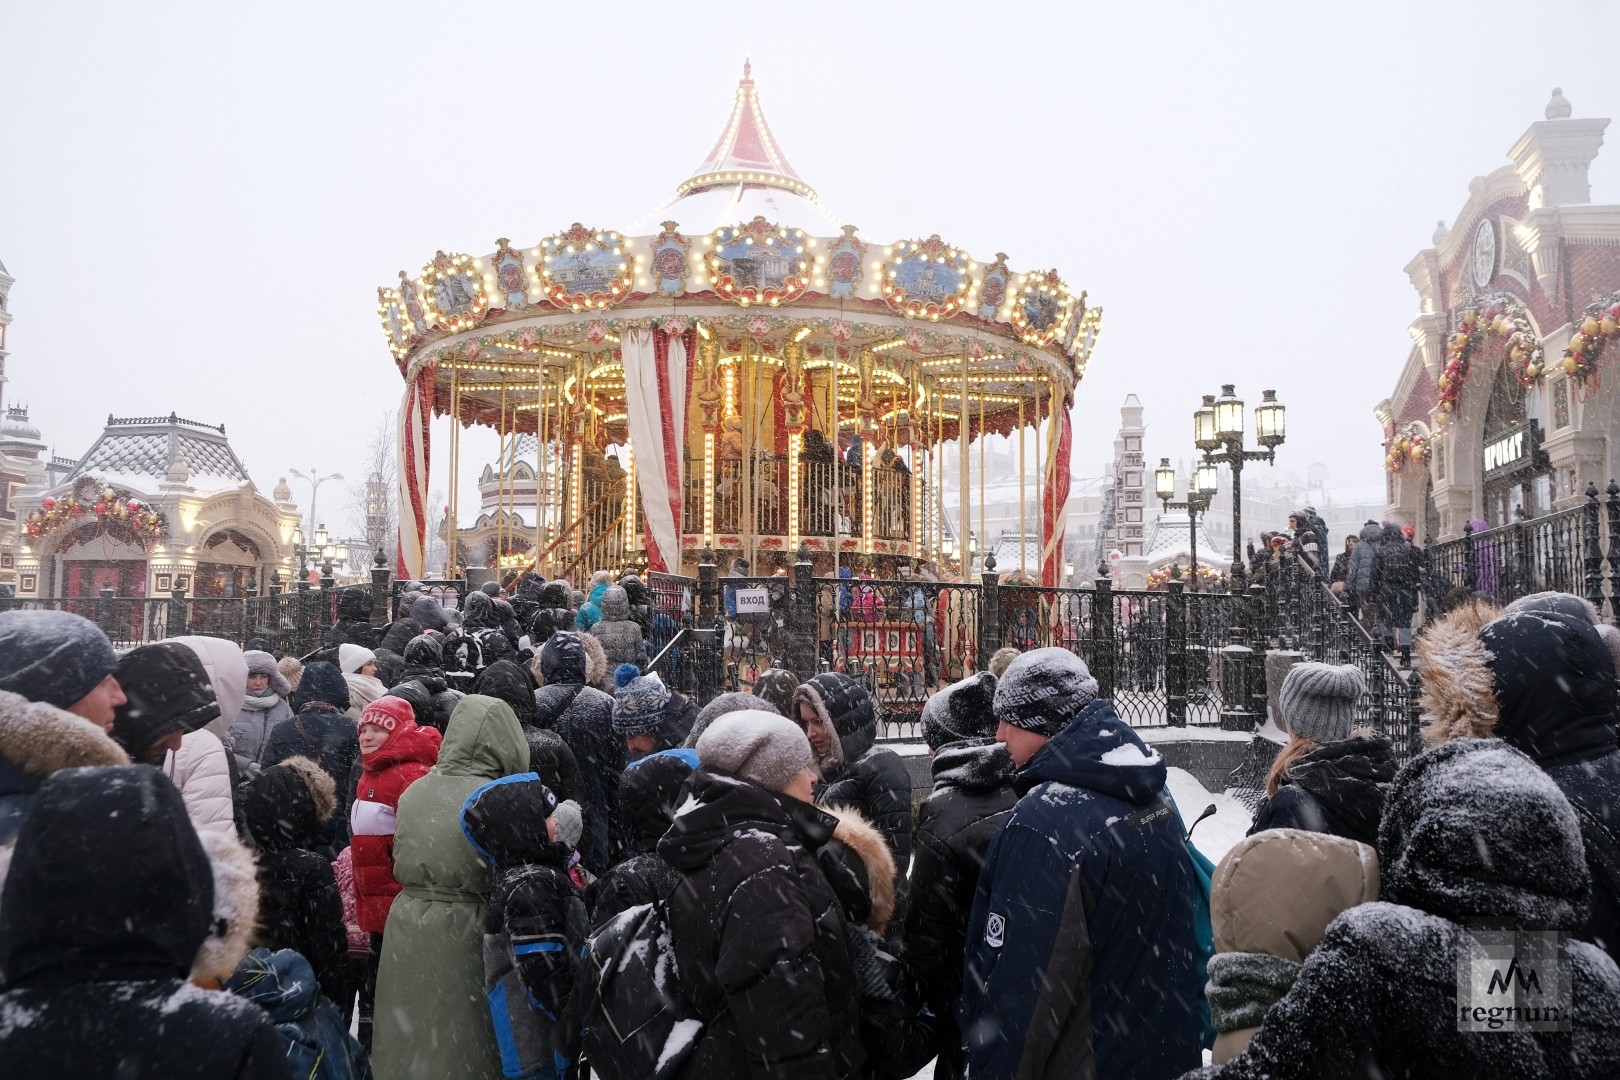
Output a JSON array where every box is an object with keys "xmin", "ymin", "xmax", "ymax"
[
  {"xmin": 288, "ymin": 468, "xmax": 343, "ymax": 541},
  {"xmin": 1154, "ymin": 459, "xmax": 1218, "ymax": 591}
]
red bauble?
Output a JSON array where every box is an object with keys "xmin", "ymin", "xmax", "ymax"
[{"xmin": 41, "ymin": 497, "xmax": 55, "ymax": 510}]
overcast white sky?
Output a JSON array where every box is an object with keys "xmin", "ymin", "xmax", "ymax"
[{"xmin": 3, "ymin": 1, "xmax": 1616, "ymax": 533}]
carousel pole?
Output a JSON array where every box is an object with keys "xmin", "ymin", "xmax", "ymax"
[
  {"xmin": 978, "ymin": 392, "xmax": 986, "ymax": 578},
  {"xmin": 1019, "ymin": 395, "xmax": 1027, "ymax": 581},
  {"xmin": 832, "ymin": 362, "xmax": 842, "ymax": 579},
  {"xmin": 910, "ymin": 375, "xmax": 921, "ymax": 561},
  {"xmin": 743, "ymin": 342, "xmax": 756, "ymax": 569},
  {"xmin": 535, "ymin": 361, "xmax": 545, "ymax": 566},
  {"xmin": 498, "ymin": 384, "xmax": 509, "ymax": 570},
  {"xmin": 959, "ymin": 352, "xmax": 970, "ymax": 584},
  {"xmin": 935, "ymin": 381, "xmax": 945, "ymax": 565},
  {"xmin": 448, "ymin": 365, "xmax": 461, "ymax": 580}
]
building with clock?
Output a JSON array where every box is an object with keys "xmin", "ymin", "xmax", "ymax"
[{"xmin": 1376, "ymin": 88, "xmax": 1620, "ymax": 540}]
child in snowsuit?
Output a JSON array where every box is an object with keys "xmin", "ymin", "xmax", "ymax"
[{"xmin": 460, "ymin": 774, "xmax": 590, "ymax": 1079}]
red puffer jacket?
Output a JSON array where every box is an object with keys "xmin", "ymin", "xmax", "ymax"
[{"xmin": 350, "ymin": 720, "xmax": 441, "ymax": 932}]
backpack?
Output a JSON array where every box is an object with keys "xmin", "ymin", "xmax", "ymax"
[
  {"xmin": 1162, "ymin": 787, "xmax": 1218, "ymax": 1050},
  {"xmin": 579, "ymin": 898, "xmax": 703, "ymax": 1080}
]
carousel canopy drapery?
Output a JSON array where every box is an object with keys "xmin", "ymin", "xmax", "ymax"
[{"xmin": 381, "ymin": 64, "xmax": 1102, "ymax": 581}]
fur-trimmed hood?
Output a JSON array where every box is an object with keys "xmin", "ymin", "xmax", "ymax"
[
  {"xmin": 0, "ymin": 689, "xmax": 130, "ymax": 784},
  {"xmin": 241, "ymin": 755, "xmax": 337, "ymax": 851},
  {"xmin": 1415, "ymin": 599, "xmax": 1502, "ymax": 745},
  {"xmin": 190, "ymin": 825, "xmax": 260, "ymax": 986},
  {"xmin": 822, "ymin": 803, "xmax": 896, "ymax": 934}
]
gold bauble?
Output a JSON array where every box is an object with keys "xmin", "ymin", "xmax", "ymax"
[
  {"xmin": 1582, "ymin": 316, "xmax": 1600, "ymax": 338},
  {"xmin": 1564, "ymin": 357, "xmax": 1580, "ymax": 375}
]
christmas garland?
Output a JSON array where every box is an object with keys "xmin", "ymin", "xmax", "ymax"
[
  {"xmin": 1386, "ymin": 429, "xmax": 1432, "ymax": 474},
  {"xmin": 1436, "ymin": 295, "xmax": 1543, "ymax": 423},
  {"xmin": 24, "ymin": 484, "xmax": 168, "ymax": 551},
  {"xmin": 1146, "ymin": 564, "xmax": 1222, "ymax": 590},
  {"xmin": 1558, "ymin": 293, "xmax": 1620, "ymax": 389}
]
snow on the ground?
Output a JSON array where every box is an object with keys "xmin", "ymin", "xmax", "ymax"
[
  {"xmin": 1167, "ymin": 766, "xmax": 1253, "ymax": 865},
  {"xmin": 1136, "ymin": 724, "xmax": 1254, "ymax": 743}
]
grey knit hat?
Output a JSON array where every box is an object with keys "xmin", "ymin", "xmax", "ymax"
[
  {"xmin": 922, "ymin": 671, "xmax": 998, "ymax": 750},
  {"xmin": 685, "ymin": 691, "xmax": 776, "ymax": 748},
  {"xmin": 0, "ymin": 610, "xmax": 119, "ymax": 711},
  {"xmin": 993, "ymin": 647, "xmax": 1099, "ymax": 737},
  {"xmin": 613, "ymin": 671, "xmax": 672, "ymax": 735},
  {"xmin": 554, "ymin": 799, "xmax": 584, "ymax": 849},
  {"xmin": 695, "ymin": 710, "xmax": 813, "ymax": 793},
  {"xmin": 1278, "ymin": 662, "xmax": 1366, "ymax": 744}
]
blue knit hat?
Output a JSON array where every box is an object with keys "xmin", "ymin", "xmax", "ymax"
[
  {"xmin": 613, "ymin": 667, "xmax": 672, "ymax": 735},
  {"xmin": 0, "ymin": 610, "xmax": 118, "ymax": 711}
]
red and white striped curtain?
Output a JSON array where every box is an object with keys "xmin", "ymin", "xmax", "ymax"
[
  {"xmin": 623, "ymin": 327, "xmax": 695, "ymax": 573},
  {"xmin": 396, "ymin": 367, "xmax": 433, "ymax": 578},
  {"xmin": 1041, "ymin": 397, "xmax": 1072, "ymax": 587}
]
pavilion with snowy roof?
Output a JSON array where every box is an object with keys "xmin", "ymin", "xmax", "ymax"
[
  {"xmin": 380, "ymin": 64, "xmax": 1102, "ymax": 590},
  {"xmin": 10, "ymin": 412, "xmax": 301, "ymax": 601}
]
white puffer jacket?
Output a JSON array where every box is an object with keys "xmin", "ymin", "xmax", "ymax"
[{"xmin": 164, "ymin": 728, "xmax": 235, "ymax": 834}]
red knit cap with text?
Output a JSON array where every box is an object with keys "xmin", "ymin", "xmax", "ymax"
[{"xmin": 359, "ymin": 695, "xmax": 415, "ymax": 733}]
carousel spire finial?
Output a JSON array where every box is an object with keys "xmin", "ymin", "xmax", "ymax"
[{"xmin": 743, "ymin": 58, "xmax": 752, "ymax": 82}]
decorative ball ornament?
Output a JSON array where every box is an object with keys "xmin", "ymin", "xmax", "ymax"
[
  {"xmin": 1559, "ymin": 292, "xmax": 1620, "ymax": 390},
  {"xmin": 1437, "ymin": 294, "xmax": 1545, "ymax": 417}
]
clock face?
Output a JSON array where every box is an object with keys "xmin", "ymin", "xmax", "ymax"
[{"xmin": 1472, "ymin": 219, "xmax": 1496, "ymax": 288}]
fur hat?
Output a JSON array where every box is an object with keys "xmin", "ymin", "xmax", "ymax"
[
  {"xmin": 1278, "ymin": 662, "xmax": 1366, "ymax": 744},
  {"xmin": 359, "ymin": 695, "xmax": 415, "ymax": 734},
  {"xmin": 988, "ymin": 647, "xmax": 1022, "ymax": 679},
  {"xmin": 613, "ymin": 668, "xmax": 671, "ymax": 735},
  {"xmin": 243, "ymin": 650, "xmax": 291, "ymax": 697},
  {"xmin": 695, "ymin": 710, "xmax": 813, "ymax": 793},
  {"xmin": 921, "ymin": 671, "xmax": 998, "ymax": 750},
  {"xmin": 993, "ymin": 647, "xmax": 1098, "ymax": 737},
  {"xmin": 339, "ymin": 644, "xmax": 376, "ymax": 675},
  {"xmin": 0, "ymin": 610, "xmax": 118, "ymax": 711}
]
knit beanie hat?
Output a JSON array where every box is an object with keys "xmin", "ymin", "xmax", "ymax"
[
  {"xmin": 613, "ymin": 667, "xmax": 672, "ymax": 735},
  {"xmin": 339, "ymin": 644, "xmax": 376, "ymax": 675},
  {"xmin": 686, "ymin": 691, "xmax": 775, "ymax": 747},
  {"xmin": 993, "ymin": 647, "xmax": 1099, "ymax": 737},
  {"xmin": 695, "ymin": 710, "xmax": 813, "ymax": 794},
  {"xmin": 751, "ymin": 668, "xmax": 800, "ymax": 719},
  {"xmin": 359, "ymin": 695, "xmax": 416, "ymax": 734},
  {"xmin": 1278, "ymin": 662, "xmax": 1366, "ymax": 744},
  {"xmin": 243, "ymin": 650, "xmax": 291, "ymax": 697},
  {"xmin": 0, "ymin": 609, "xmax": 118, "ymax": 711},
  {"xmin": 553, "ymin": 800, "xmax": 584, "ymax": 849},
  {"xmin": 922, "ymin": 671, "xmax": 999, "ymax": 750}
]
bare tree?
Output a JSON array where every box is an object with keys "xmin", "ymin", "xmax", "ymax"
[{"xmin": 349, "ymin": 410, "xmax": 397, "ymax": 567}]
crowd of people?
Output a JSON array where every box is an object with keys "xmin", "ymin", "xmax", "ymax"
[{"xmin": 4, "ymin": 568, "xmax": 1620, "ymax": 1078}]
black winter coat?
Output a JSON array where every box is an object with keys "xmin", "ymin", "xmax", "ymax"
[
  {"xmin": 524, "ymin": 727, "xmax": 586, "ymax": 810},
  {"xmin": 1248, "ymin": 734, "xmax": 1396, "ymax": 847},
  {"xmin": 528, "ymin": 583, "xmax": 575, "ymax": 645},
  {"xmin": 241, "ymin": 761, "xmax": 346, "ymax": 1005},
  {"xmin": 660, "ymin": 769, "xmax": 864, "ymax": 1080},
  {"xmin": 1185, "ymin": 738, "xmax": 1620, "ymax": 1080},
  {"xmin": 1369, "ymin": 525, "xmax": 1421, "ymax": 625},
  {"xmin": 587, "ymin": 748, "xmax": 696, "ymax": 927},
  {"xmin": 0, "ymin": 766, "xmax": 288, "ymax": 1080},
  {"xmin": 905, "ymin": 741, "xmax": 1017, "ymax": 1080},
  {"xmin": 262, "ymin": 703, "xmax": 359, "ymax": 851},
  {"xmin": 535, "ymin": 681, "xmax": 621, "ymax": 873},
  {"xmin": 377, "ymin": 617, "xmax": 422, "ymax": 656}
]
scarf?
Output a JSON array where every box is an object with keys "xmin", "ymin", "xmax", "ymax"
[{"xmin": 1205, "ymin": 952, "xmax": 1301, "ymax": 1033}]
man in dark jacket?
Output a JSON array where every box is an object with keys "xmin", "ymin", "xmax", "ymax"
[
  {"xmin": 326, "ymin": 586, "xmax": 380, "ymax": 650},
  {"xmin": 0, "ymin": 765, "xmax": 288, "ymax": 1078},
  {"xmin": 907, "ymin": 671, "xmax": 1017, "ymax": 1080},
  {"xmin": 534, "ymin": 631, "xmax": 622, "ymax": 875},
  {"xmin": 1184, "ymin": 739, "xmax": 1620, "ymax": 1078},
  {"xmin": 1369, "ymin": 522, "xmax": 1422, "ymax": 655},
  {"xmin": 1343, "ymin": 520, "xmax": 1383, "ymax": 617},
  {"xmin": 527, "ymin": 581, "xmax": 575, "ymax": 646},
  {"xmin": 391, "ymin": 635, "xmax": 461, "ymax": 732},
  {"xmin": 962, "ymin": 648, "xmax": 1201, "ymax": 1080},
  {"xmin": 661, "ymin": 712, "xmax": 864, "ymax": 1079},
  {"xmin": 794, "ymin": 671, "xmax": 913, "ymax": 932},
  {"xmin": 264, "ymin": 660, "xmax": 358, "ymax": 851}
]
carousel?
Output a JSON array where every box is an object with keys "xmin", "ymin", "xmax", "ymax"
[{"xmin": 380, "ymin": 64, "xmax": 1101, "ymax": 584}]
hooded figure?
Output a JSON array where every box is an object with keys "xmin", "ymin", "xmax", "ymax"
[
  {"xmin": 907, "ymin": 672, "xmax": 1017, "ymax": 1080},
  {"xmin": 377, "ymin": 613, "xmax": 424, "ymax": 656},
  {"xmin": 533, "ymin": 632, "xmax": 622, "ymax": 874},
  {"xmin": 225, "ymin": 946, "xmax": 372, "ymax": 1080},
  {"xmin": 371, "ymin": 695, "xmax": 532, "ymax": 1080},
  {"xmin": 324, "ymin": 586, "xmax": 379, "ymax": 649},
  {"xmin": 1418, "ymin": 604, "xmax": 1620, "ymax": 962},
  {"xmin": 586, "ymin": 747, "xmax": 698, "ymax": 927},
  {"xmin": 1186, "ymin": 739, "xmax": 1620, "ymax": 1079},
  {"xmin": 229, "ymin": 649, "xmax": 295, "ymax": 772},
  {"xmin": 961, "ymin": 654, "xmax": 1202, "ymax": 1080},
  {"xmin": 473, "ymin": 658, "xmax": 540, "ymax": 727},
  {"xmin": 241, "ymin": 756, "xmax": 347, "ymax": 1004},
  {"xmin": 591, "ymin": 585, "xmax": 647, "ymax": 669},
  {"xmin": 793, "ymin": 671, "xmax": 913, "ymax": 930},
  {"xmin": 264, "ymin": 661, "xmax": 359, "ymax": 850},
  {"xmin": 351, "ymin": 696, "xmax": 441, "ymax": 935},
  {"xmin": 528, "ymin": 581, "xmax": 574, "ymax": 646},
  {"xmin": 1204, "ymin": 829, "xmax": 1380, "ymax": 1064},
  {"xmin": 115, "ymin": 639, "xmax": 237, "ymax": 835},
  {"xmin": 1368, "ymin": 522, "xmax": 1421, "ymax": 645},
  {"xmin": 0, "ymin": 765, "xmax": 280, "ymax": 1078},
  {"xmin": 1343, "ymin": 520, "xmax": 1383, "ymax": 598},
  {"xmin": 751, "ymin": 666, "xmax": 801, "ymax": 719},
  {"xmin": 394, "ymin": 634, "xmax": 462, "ymax": 732},
  {"xmin": 408, "ymin": 595, "xmax": 451, "ymax": 634}
]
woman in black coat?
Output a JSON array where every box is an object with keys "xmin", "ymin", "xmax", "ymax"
[{"xmin": 263, "ymin": 661, "xmax": 359, "ymax": 851}]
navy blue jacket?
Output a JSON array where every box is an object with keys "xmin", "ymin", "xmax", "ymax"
[{"xmin": 960, "ymin": 700, "xmax": 1202, "ymax": 1080}]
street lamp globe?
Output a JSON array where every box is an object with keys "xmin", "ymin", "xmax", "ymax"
[
  {"xmin": 1154, "ymin": 458, "xmax": 1176, "ymax": 501},
  {"xmin": 1214, "ymin": 384, "xmax": 1245, "ymax": 442},
  {"xmin": 1193, "ymin": 395, "xmax": 1220, "ymax": 451},
  {"xmin": 1255, "ymin": 389, "xmax": 1287, "ymax": 449},
  {"xmin": 314, "ymin": 524, "xmax": 329, "ymax": 549},
  {"xmin": 1194, "ymin": 461, "xmax": 1219, "ymax": 496},
  {"xmin": 291, "ymin": 526, "xmax": 304, "ymax": 549}
]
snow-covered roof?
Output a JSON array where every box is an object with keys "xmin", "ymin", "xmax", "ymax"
[
  {"xmin": 62, "ymin": 414, "xmax": 251, "ymax": 496},
  {"xmin": 1144, "ymin": 511, "xmax": 1227, "ymax": 566}
]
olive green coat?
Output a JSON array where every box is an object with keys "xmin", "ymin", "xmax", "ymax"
[{"xmin": 371, "ymin": 694, "xmax": 531, "ymax": 1080}]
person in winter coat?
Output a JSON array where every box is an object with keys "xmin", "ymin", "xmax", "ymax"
[
  {"xmin": 393, "ymin": 634, "xmax": 462, "ymax": 732},
  {"xmin": 264, "ymin": 661, "xmax": 359, "ymax": 850},
  {"xmin": 0, "ymin": 764, "xmax": 284, "ymax": 1078},
  {"xmin": 1342, "ymin": 520, "xmax": 1382, "ymax": 608},
  {"xmin": 377, "ymin": 613, "xmax": 423, "ymax": 657},
  {"xmin": 1248, "ymin": 663, "xmax": 1395, "ymax": 847},
  {"xmin": 751, "ymin": 666, "xmax": 800, "ymax": 719},
  {"xmin": 0, "ymin": 608, "xmax": 125, "ymax": 729},
  {"xmin": 533, "ymin": 632, "xmax": 622, "ymax": 875},
  {"xmin": 1504, "ymin": 589, "xmax": 1620, "ymax": 677},
  {"xmin": 326, "ymin": 586, "xmax": 380, "ymax": 650},
  {"xmin": 528, "ymin": 580, "xmax": 575, "ymax": 646},
  {"xmin": 619, "ymin": 572, "xmax": 654, "ymax": 637},
  {"xmin": 574, "ymin": 600, "xmax": 602, "ymax": 634},
  {"xmin": 1287, "ymin": 511, "xmax": 1324, "ymax": 579},
  {"xmin": 461, "ymin": 774, "xmax": 589, "ymax": 1079},
  {"xmin": 350, "ymin": 697, "xmax": 441, "ymax": 938},
  {"xmin": 1419, "ymin": 602, "xmax": 1620, "ymax": 962},
  {"xmin": 794, "ymin": 671, "xmax": 913, "ymax": 930},
  {"xmin": 684, "ymin": 690, "xmax": 776, "ymax": 748},
  {"xmin": 1182, "ymin": 738, "xmax": 1620, "ymax": 1079},
  {"xmin": 1203, "ymin": 829, "xmax": 1379, "ymax": 1064},
  {"xmin": 523, "ymin": 725, "xmax": 585, "ymax": 811},
  {"xmin": 242, "ymin": 756, "xmax": 348, "ymax": 1005},
  {"xmin": 371, "ymin": 695, "xmax": 532, "ymax": 1080},
  {"xmin": 1328, "ymin": 535, "xmax": 1357, "ymax": 594},
  {"xmin": 231, "ymin": 650, "xmax": 295, "ymax": 774},
  {"xmin": 226, "ymin": 947, "xmax": 373, "ymax": 1080},
  {"xmin": 612, "ymin": 664, "xmax": 696, "ymax": 760},
  {"xmin": 472, "ymin": 657, "xmax": 542, "ymax": 726},
  {"xmin": 906, "ymin": 672, "xmax": 1017, "ymax": 1080},
  {"xmin": 962, "ymin": 648, "xmax": 1201, "ymax": 1080},
  {"xmin": 587, "ymin": 747, "xmax": 697, "ymax": 927},
  {"xmin": 408, "ymin": 594, "xmax": 451, "ymax": 634},
  {"xmin": 661, "ymin": 710, "xmax": 865, "ymax": 1079},
  {"xmin": 591, "ymin": 585, "xmax": 647, "ymax": 668},
  {"xmin": 340, "ymin": 644, "xmax": 379, "ymax": 679},
  {"xmin": 1368, "ymin": 522, "xmax": 1421, "ymax": 652}
]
